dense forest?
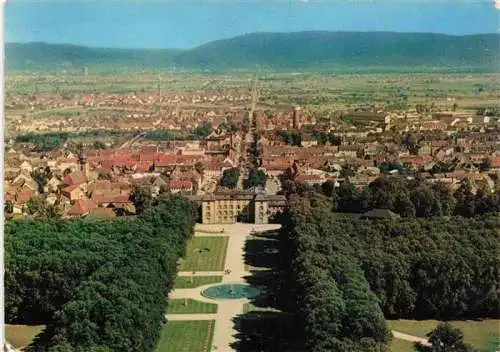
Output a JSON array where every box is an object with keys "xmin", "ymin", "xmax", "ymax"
[
  {"xmin": 278, "ymin": 190, "xmax": 499, "ymax": 351},
  {"xmin": 7, "ymin": 32, "xmax": 499, "ymax": 72},
  {"xmin": 301, "ymin": 175, "xmax": 499, "ymax": 218},
  {"xmin": 5, "ymin": 195, "xmax": 197, "ymax": 351}
]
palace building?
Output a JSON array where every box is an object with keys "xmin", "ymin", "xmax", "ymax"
[{"xmin": 189, "ymin": 191, "xmax": 286, "ymax": 224}]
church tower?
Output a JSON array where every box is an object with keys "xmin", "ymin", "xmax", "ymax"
[
  {"xmin": 78, "ymin": 152, "xmax": 90, "ymax": 180},
  {"xmin": 293, "ymin": 106, "xmax": 301, "ymax": 129}
]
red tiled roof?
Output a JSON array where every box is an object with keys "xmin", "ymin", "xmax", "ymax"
[
  {"xmin": 68, "ymin": 198, "xmax": 97, "ymax": 216},
  {"xmin": 16, "ymin": 190, "xmax": 35, "ymax": 204},
  {"xmin": 170, "ymin": 179, "xmax": 193, "ymax": 189},
  {"xmin": 62, "ymin": 184, "xmax": 80, "ymax": 193},
  {"xmin": 294, "ymin": 174, "xmax": 324, "ymax": 182},
  {"xmin": 490, "ymin": 156, "xmax": 500, "ymax": 168},
  {"xmin": 63, "ymin": 171, "xmax": 87, "ymax": 186}
]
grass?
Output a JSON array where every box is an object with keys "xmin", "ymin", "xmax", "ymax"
[
  {"xmin": 179, "ymin": 236, "xmax": 229, "ymax": 272},
  {"xmin": 174, "ymin": 275, "xmax": 223, "ymax": 289},
  {"xmin": 388, "ymin": 319, "xmax": 500, "ymax": 352},
  {"xmin": 166, "ymin": 299, "xmax": 218, "ymax": 314},
  {"xmin": 5, "ymin": 324, "xmax": 45, "ymax": 349},
  {"xmin": 390, "ymin": 338, "xmax": 415, "ymax": 352},
  {"xmin": 243, "ymin": 303, "xmax": 280, "ymax": 314},
  {"xmin": 156, "ymin": 320, "xmax": 215, "ymax": 352}
]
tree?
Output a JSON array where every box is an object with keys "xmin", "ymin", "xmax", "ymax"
[
  {"xmin": 31, "ymin": 169, "xmax": 48, "ymax": 193},
  {"xmin": 414, "ymin": 323, "xmax": 474, "ymax": 352},
  {"xmin": 221, "ymin": 168, "xmax": 240, "ymax": 189},
  {"xmin": 191, "ymin": 122, "xmax": 212, "ymax": 139},
  {"xmin": 25, "ymin": 196, "xmax": 61, "ymax": 219},
  {"xmin": 4, "ymin": 200, "xmax": 13, "ymax": 214},
  {"xmin": 245, "ymin": 169, "xmax": 267, "ymax": 189},
  {"xmin": 321, "ymin": 180, "xmax": 336, "ymax": 198},
  {"xmin": 454, "ymin": 180, "xmax": 476, "ymax": 217},
  {"xmin": 131, "ymin": 184, "xmax": 153, "ymax": 214},
  {"xmin": 479, "ymin": 158, "xmax": 491, "ymax": 172}
]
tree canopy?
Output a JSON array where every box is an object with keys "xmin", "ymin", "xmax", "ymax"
[{"xmin": 6, "ymin": 195, "xmax": 196, "ymax": 352}]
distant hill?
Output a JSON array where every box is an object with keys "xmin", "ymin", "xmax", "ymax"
[
  {"xmin": 6, "ymin": 32, "xmax": 500, "ymax": 72},
  {"xmin": 6, "ymin": 42, "xmax": 182, "ymax": 70},
  {"xmin": 174, "ymin": 32, "xmax": 499, "ymax": 71}
]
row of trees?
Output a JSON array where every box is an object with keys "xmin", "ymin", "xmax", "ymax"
[
  {"xmin": 145, "ymin": 123, "xmax": 212, "ymax": 141},
  {"xmin": 15, "ymin": 131, "xmax": 125, "ymax": 152},
  {"xmin": 6, "ymin": 195, "xmax": 197, "ymax": 351},
  {"xmin": 279, "ymin": 194, "xmax": 391, "ymax": 351},
  {"xmin": 315, "ymin": 176, "xmax": 499, "ymax": 218},
  {"xmin": 280, "ymin": 191, "xmax": 499, "ymax": 323},
  {"xmin": 220, "ymin": 167, "xmax": 268, "ymax": 189}
]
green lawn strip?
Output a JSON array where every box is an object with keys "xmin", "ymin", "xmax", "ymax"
[
  {"xmin": 388, "ymin": 319, "xmax": 500, "ymax": 351},
  {"xmin": 179, "ymin": 236, "xmax": 229, "ymax": 272},
  {"xmin": 390, "ymin": 338, "xmax": 414, "ymax": 352},
  {"xmin": 243, "ymin": 303, "xmax": 280, "ymax": 314},
  {"xmin": 5, "ymin": 324, "xmax": 45, "ymax": 349},
  {"xmin": 166, "ymin": 299, "xmax": 218, "ymax": 314},
  {"xmin": 156, "ymin": 320, "xmax": 215, "ymax": 352},
  {"xmin": 174, "ymin": 276, "xmax": 223, "ymax": 289}
]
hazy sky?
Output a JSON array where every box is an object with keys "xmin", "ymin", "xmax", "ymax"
[{"xmin": 5, "ymin": 0, "xmax": 499, "ymax": 49}]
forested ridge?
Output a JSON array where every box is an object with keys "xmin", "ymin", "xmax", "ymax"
[
  {"xmin": 278, "ymin": 190, "xmax": 499, "ymax": 351},
  {"xmin": 5, "ymin": 195, "xmax": 197, "ymax": 352},
  {"xmin": 7, "ymin": 32, "xmax": 499, "ymax": 72}
]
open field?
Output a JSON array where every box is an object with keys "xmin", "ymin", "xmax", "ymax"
[
  {"xmin": 179, "ymin": 236, "xmax": 229, "ymax": 272},
  {"xmin": 6, "ymin": 73, "xmax": 499, "ymax": 110},
  {"xmin": 156, "ymin": 320, "xmax": 215, "ymax": 352},
  {"xmin": 166, "ymin": 299, "xmax": 218, "ymax": 314},
  {"xmin": 388, "ymin": 319, "xmax": 500, "ymax": 352},
  {"xmin": 5, "ymin": 324, "xmax": 45, "ymax": 349},
  {"xmin": 174, "ymin": 275, "xmax": 223, "ymax": 289}
]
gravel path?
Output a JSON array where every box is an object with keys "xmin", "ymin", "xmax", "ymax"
[{"xmin": 392, "ymin": 330, "xmax": 430, "ymax": 346}]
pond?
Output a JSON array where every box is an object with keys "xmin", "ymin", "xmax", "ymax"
[{"xmin": 202, "ymin": 284, "xmax": 260, "ymax": 300}]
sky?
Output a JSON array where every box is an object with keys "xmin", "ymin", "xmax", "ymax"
[{"xmin": 5, "ymin": 0, "xmax": 500, "ymax": 49}]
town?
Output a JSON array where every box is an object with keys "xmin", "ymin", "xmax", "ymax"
[{"xmin": 4, "ymin": 73, "xmax": 499, "ymax": 223}]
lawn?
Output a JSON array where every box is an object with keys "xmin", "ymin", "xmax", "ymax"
[
  {"xmin": 390, "ymin": 338, "xmax": 415, "ymax": 352},
  {"xmin": 166, "ymin": 299, "xmax": 218, "ymax": 314},
  {"xmin": 179, "ymin": 236, "xmax": 228, "ymax": 272},
  {"xmin": 243, "ymin": 303, "xmax": 280, "ymax": 314},
  {"xmin": 5, "ymin": 324, "xmax": 45, "ymax": 349},
  {"xmin": 388, "ymin": 319, "xmax": 500, "ymax": 352},
  {"xmin": 174, "ymin": 275, "xmax": 223, "ymax": 289},
  {"xmin": 156, "ymin": 320, "xmax": 215, "ymax": 352}
]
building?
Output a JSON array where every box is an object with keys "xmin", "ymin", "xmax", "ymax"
[
  {"xmin": 189, "ymin": 191, "xmax": 286, "ymax": 224},
  {"xmin": 292, "ymin": 106, "xmax": 301, "ymax": 129}
]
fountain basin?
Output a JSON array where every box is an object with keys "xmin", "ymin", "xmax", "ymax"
[{"xmin": 202, "ymin": 284, "xmax": 260, "ymax": 300}]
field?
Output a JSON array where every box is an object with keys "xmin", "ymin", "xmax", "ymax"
[
  {"xmin": 155, "ymin": 320, "xmax": 215, "ymax": 352},
  {"xmin": 388, "ymin": 319, "xmax": 500, "ymax": 352},
  {"xmin": 174, "ymin": 275, "xmax": 223, "ymax": 289},
  {"xmin": 5, "ymin": 324, "xmax": 45, "ymax": 349},
  {"xmin": 179, "ymin": 236, "xmax": 229, "ymax": 272},
  {"xmin": 390, "ymin": 338, "xmax": 414, "ymax": 352},
  {"xmin": 166, "ymin": 299, "xmax": 218, "ymax": 314}
]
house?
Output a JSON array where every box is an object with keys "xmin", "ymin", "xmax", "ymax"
[
  {"xmin": 87, "ymin": 207, "xmax": 117, "ymax": 219},
  {"xmin": 64, "ymin": 171, "xmax": 87, "ymax": 187},
  {"xmin": 294, "ymin": 174, "xmax": 325, "ymax": 186},
  {"xmin": 169, "ymin": 179, "xmax": 194, "ymax": 193},
  {"xmin": 19, "ymin": 161, "xmax": 33, "ymax": 174},
  {"xmin": 68, "ymin": 198, "xmax": 98, "ymax": 217},
  {"xmin": 62, "ymin": 184, "xmax": 86, "ymax": 201}
]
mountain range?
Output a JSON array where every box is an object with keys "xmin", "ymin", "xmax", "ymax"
[{"xmin": 6, "ymin": 31, "xmax": 499, "ymax": 72}]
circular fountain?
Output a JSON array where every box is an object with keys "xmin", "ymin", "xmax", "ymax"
[{"xmin": 202, "ymin": 283, "xmax": 260, "ymax": 300}]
